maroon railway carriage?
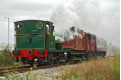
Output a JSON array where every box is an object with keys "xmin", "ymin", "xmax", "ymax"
[{"xmin": 62, "ymin": 27, "xmax": 106, "ymax": 59}]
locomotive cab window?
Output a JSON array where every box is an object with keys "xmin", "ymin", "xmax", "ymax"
[
  {"xmin": 46, "ymin": 23, "xmax": 50, "ymax": 30},
  {"xmin": 36, "ymin": 22, "xmax": 43, "ymax": 29},
  {"xmin": 45, "ymin": 23, "xmax": 50, "ymax": 35},
  {"xmin": 17, "ymin": 23, "xmax": 24, "ymax": 30}
]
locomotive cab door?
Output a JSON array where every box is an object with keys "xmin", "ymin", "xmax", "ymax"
[
  {"xmin": 45, "ymin": 23, "xmax": 49, "ymax": 49},
  {"xmin": 45, "ymin": 23, "xmax": 55, "ymax": 50}
]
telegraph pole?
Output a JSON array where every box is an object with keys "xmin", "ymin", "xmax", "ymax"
[{"xmin": 4, "ymin": 17, "xmax": 10, "ymax": 51}]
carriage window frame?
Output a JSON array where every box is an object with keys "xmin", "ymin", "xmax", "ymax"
[
  {"xmin": 36, "ymin": 22, "xmax": 43, "ymax": 29},
  {"xmin": 17, "ymin": 22, "xmax": 24, "ymax": 30}
]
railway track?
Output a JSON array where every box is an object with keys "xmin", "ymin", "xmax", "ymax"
[
  {"xmin": 0, "ymin": 65, "xmax": 31, "ymax": 76},
  {"xmin": 0, "ymin": 56, "xmax": 114, "ymax": 76},
  {"xmin": 0, "ymin": 62, "xmax": 77, "ymax": 76}
]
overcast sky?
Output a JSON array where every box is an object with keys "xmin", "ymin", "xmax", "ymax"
[{"xmin": 0, "ymin": 0, "xmax": 120, "ymax": 47}]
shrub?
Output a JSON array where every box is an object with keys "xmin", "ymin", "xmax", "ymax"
[
  {"xmin": 0, "ymin": 48, "xmax": 23, "ymax": 67},
  {"xmin": 0, "ymin": 48, "xmax": 15, "ymax": 67}
]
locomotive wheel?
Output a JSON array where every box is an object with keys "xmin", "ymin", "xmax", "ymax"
[
  {"xmin": 67, "ymin": 52, "xmax": 71, "ymax": 61},
  {"xmin": 49, "ymin": 59, "xmax": 54, "ymax": 65},
  {"xmin": 55, "ymin": 58, "xmax": 60, "ymax": 64}
]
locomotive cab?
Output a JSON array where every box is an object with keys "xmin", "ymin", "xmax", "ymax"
[{"xmin": 13, "ymin": 20, "xmax": 55, "ymax": 50}]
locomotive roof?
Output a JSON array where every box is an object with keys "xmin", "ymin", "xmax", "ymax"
[{"xmin": 14, "ymin": 20, "xmax": 53, "ymax": 23}]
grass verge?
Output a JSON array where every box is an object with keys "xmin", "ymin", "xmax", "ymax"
[{"xmin": 56, "ymin": 53, "xmax": 120, "ymax": 80}]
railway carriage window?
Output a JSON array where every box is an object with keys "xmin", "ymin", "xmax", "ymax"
[
  {"xmin": 18, "ymin": 23, "xmax": 24, "ymax": 30},
  {"xmin": 36, "ymin": 22, "xmax": 43, "ymax": 29}
]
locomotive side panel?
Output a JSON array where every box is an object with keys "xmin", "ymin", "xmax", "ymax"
[
  {"xmin": 16, "ymin": 35, "xmax": 45, "ymax": 49},
  {"xmin": 48, "ymin": 36, "xmax": 55, "ymax": 50}
]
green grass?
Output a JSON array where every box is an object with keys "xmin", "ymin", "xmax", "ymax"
[{"xmin": 57, "ymin": 53, "xmax": 120, "ymax": 80}]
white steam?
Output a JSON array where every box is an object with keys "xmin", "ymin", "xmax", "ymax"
[
  {"xmin": 50, "ymin": 0, "xmax": 119, "ymax": 46},
  {"xmin": 64, "ymin": 27, "xmax": 83, "ymax": 41}
]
